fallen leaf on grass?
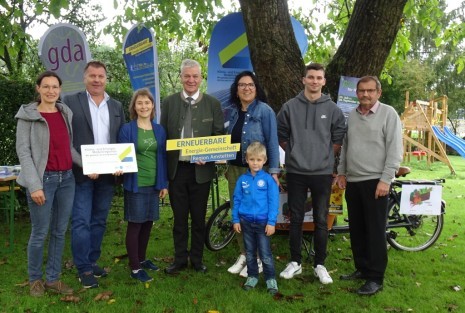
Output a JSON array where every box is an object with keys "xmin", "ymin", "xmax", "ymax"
[
  {"xmin": 275, "ymin": 255, "xmax": 288, "ymax": 261},
  {"xmin": 107, "ymin": 299, "xmax": 116, "ymax": 304},
  {"xmin": 94, "ymin": 291, "xmax": 113, "ymax": 301},
  {"xmin": 145, "ymin": 282, "xmax": 150, "ymax": 289},
  {"xmin": 113, "ymin": 253, "xmax": 128, "ymax": 260},
  {"xmin": 383, "ymin": 307, "xmax": 402, "ymax": 312},
  {"xmin": 193, "ymin": 298, "xmax": 198, "ymax": 305},
  {"xmin": 328, "ymin": 268, "xmax": 338, "ymax": 275},
  {"xmin": 0, "ymin": 258, "xmax": 7, "ymax": 265},
  {"xmin": 286, "ymin": 293, "xmax": 305, "ymax": 301},
  {"xmin": 447, "ymin": 234, "xmax": 458, "ymax": 241},
  {"xmin": 15, "ymin": 280, "xmax": 29, "ymax": 287},
  {"xmin": 60, "ymin": 295, "xmax": 80, "ymax": 303},
  {"xmin": 442, "ymin": 254, "xmax": 448, "ymax": 259},
  {"xmin": 215, "ymin": 260, "xmax": 226, "ymax": 267},
  {"xmin": 113, "ymin": 254, "xmax": 127, "ymax": 264},
  {"xmin": 451, "ymin": 285, "xmax": 461, "ymax": 291},
  {"xmin": 446, "ymin": 304, "xmax": 459, "ymax": 311},
  {"xmin": 416, "ymin": 282, "xmax": 421, "ymax": 287},
  {"xmin": 64, "ymin": 259, "xmax": 74, "ymax": 269},
  {"xmin": 273, "ymin": 292, "xmax": 304, "ymax": 302},
  {"xmin": 160, "ymin": 256, "xmax": 174, "ymax": 263},
  {"xmin": 339, "ymin": 286, "xmax": 356, "ymax": 293},
  {"xmin": 273, "ymin": 292, "xmax": 284, "ymax": 300},
  {"xmin": 207, "ymin": 310, "xmax": 220, "ymax": 313}
]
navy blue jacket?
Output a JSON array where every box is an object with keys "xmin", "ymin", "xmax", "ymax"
[{"xmin": 118, "ymin": 120, "xmax": 168, "ymax": 192}]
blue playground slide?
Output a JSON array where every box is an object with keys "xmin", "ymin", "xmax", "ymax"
[{"xmin": 431, "ymin": 126, "xmax": 465, "ymax": 158}]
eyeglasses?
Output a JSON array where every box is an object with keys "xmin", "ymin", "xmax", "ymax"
[
  {"xmin": 238, "ymin": 83, "xmax": 256, "ymax": 89},
  {"xmin": 356, "ymin": 89, "xmax": 378, "ymax": 94}
]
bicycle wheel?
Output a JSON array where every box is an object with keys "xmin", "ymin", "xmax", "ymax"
[
  {"xmin": 205, "ymin": 201, "xmax": 236, "ymax": 251},
  {"xmin": 386, "ymin": 193, "xmax": 444, "ymax": 251}
]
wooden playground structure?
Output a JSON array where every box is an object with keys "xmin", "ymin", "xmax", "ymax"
[{"xmin": 401, "ymin": 92, "xmax": 455, "ymax": 174}]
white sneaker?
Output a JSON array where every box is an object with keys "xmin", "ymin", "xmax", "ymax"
[
  {"xmin": 314, "ymin": 264, "xmax": 333, "ymax": 284},
  {"xmin": 239, "ymin": 259, "xmax": 263, "ymax": 278},
  {"xmin": 279, "ymin": 261, "xmax": 302, "ymax": 279},
  {"xmin": 227, "ymin": 254, "xmax": 247, "ymax": 274}
]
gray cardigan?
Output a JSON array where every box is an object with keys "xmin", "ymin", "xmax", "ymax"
[{"xmin": 15, "ymin": 101, "xmax": 81, "ymax": 193}]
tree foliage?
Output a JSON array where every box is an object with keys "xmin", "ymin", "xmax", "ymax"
[
  {"xmin": 0, "ymin": 0, "xmax": 104, "ymax": 78},
  {"xmin": 1, "ymin": 0, "xmax": 464, "ymax": 112}
]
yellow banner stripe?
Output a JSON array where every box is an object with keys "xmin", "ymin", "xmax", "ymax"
[
  {"xmin": 181, "ymin": 143, "xmax": 240, "ymax": 156},
  {"xmin": 119, "ymin": 146, "xmax": 132, "ymax": 160},
  {"xmin": 166, "ymin": 135, "xmax": 231, "ymax": 151},
  {"xmin": 218, "ymin": 33, "xmax": 248, "ymax": 65}
]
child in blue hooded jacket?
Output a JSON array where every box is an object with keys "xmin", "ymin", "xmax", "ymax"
[{"xmin": 232, "ymin": 142, "xmax": 279, "ymax": 295}]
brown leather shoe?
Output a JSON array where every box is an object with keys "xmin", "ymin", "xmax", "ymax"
[
  {"xmin": 45, "ymin": 281, "xmax": 74, "ymax": 295},
  {"xmin": 30, "ymin": 279, "xmax": 45, "ymax": 297}
]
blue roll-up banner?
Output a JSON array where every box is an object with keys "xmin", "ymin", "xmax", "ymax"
[
  {"xmin": 38, "ymin": 23, "xmax": 92, "ymax": 97},
  {"xmin": 207, "ymin": 12, "xmax": 308, "ymax": 127},
  {"xmin": 122, "ymin": 24, "xmax": 161, "ymax": 122},
  {"xmin": 336, "ymin": 76, "xmax": 360, "ymax": 119}
]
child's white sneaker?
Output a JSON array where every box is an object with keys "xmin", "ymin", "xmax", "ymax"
[
  {"xmin": 279, "ymin": 261, "xmax": 302, "ymax": 279},
  {"xmin": 227, "ymin": 254, "xmax": 247, "ymax": 274},
  {"xmin": 239, "ymin": 259, "xmax": 263, "ymax": 277},
  {"xmin": 314, "ymin": 264, "xmax": 333, "ymax": 284}
]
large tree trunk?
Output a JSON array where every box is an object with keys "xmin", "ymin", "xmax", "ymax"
[
  {"xmin": 325, "ymin": 0, "xmax": 407, "ymax": 100},
  {"xmin": 240, "ymin": 0, "xmax": 407, "ymax": 109},
  {"xmin": 239, "ymin": 0, "xmax": 304, "ymax": 112}
]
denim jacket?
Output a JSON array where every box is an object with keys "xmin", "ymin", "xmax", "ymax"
[{"xmin": 227, "ymin": 100, "xmax": 280, "ymax": 174}]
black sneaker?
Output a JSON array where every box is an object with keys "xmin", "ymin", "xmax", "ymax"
[
  {"xmin": 140, "ymin": 260, "xmax": 160, "ymax": 271},
  {"xmin": 92, "ymin": 265, "xmax": 108, "ymax": 278},
  {"xmin": 79, "ymin": 272, "xmax": 98, "ymax": 289}
]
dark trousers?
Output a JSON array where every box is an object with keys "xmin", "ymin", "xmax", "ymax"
[
  {"xmin": 126, "ymin": 221, "xmax": 153, "ymax": 271},
  {"xmin": 168, "ymin": 163, "xmax": 211, "ymax": 266},
  {"xmin": 287, "ymin": 173, "xmax": 332, "ymax": 266},
  {"xmin": 345, "ymin": 179, "xmax": 389, "ymax": 284}
]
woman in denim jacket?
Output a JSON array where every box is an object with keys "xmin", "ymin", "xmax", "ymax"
[{"xmin": 225, "ymin": 71, "xmax": 280, "ymax": 277}]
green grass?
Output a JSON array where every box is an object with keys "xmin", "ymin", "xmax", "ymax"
[{"xmin": 1, "ymin": 157, "xmax": 465, "ymax": 312}]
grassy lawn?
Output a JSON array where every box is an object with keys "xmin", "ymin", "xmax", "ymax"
[{"xmin": 1, "ymin": 156, "xmax": 464, "ymax": 313}]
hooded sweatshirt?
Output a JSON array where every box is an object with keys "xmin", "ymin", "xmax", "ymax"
[{"xmin": 277, "ymin": 91, "xmax": 346, "ymax": 175}]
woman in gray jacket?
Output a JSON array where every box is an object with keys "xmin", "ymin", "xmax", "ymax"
[{"xmin": 16, "ymin": 71, "xmax": 80, "ymax": 297}]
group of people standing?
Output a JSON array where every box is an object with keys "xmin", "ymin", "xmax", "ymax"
[
  {"xmin": 224, "ymin": 63, "xmax": 402, "ymax": 296},
  {"xmin": 15, "ymin": 58, "xmax": 402, "ymax": 298}
]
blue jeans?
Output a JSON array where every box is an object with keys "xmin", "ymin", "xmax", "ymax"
[
  {"xmin": 240, "ymin": 218, "xmax": 276, "ymax": 280},
  {"xmin": 27, "ymin": 170, "xmax": 75, "ymax": 282},
  {"xmin": 71, "ymin": 178, "xmax": 114, "ymax": 274}
]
